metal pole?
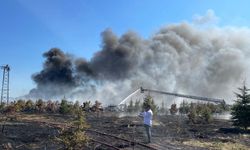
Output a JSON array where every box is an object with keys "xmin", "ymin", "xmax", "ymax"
[
  {"xmin": 1, "ymin": 68, "xmax": 5, "ymax": 105},
  {"xmin": 7, "ymin": 67, "xmax": 9, "ymax": 105}
]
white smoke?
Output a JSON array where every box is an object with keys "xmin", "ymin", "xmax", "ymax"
[
  {"xmin": 193, "ymin": 9, "xmax": 219, "ymax": 25},
  {"xmin": 29, "ymin": 10, "xmax": 250, "ymax": 105}
]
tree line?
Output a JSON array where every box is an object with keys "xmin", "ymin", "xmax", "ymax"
[
  {"xmin": 0, "ymin": 98, "xmax": 93, "ymax": 115},
  {"xmin": 0, "ymin": 83, "xmax": 249, "ymax": 130}
]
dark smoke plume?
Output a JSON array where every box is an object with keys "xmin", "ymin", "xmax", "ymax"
[
  {"xmin": 32, "ymin": 48, "xmax": 76, "ymax": 86},
  {"xmin": 29, "ymin": 48, "xmax": 77, "ymax": 98},
  {"xmin": 89, "ymin": 29, "xmax": 141, "ymax": 80},
  {"xmin": 27, "ymin": 19, "xmax": 250, "ymax": 104}
]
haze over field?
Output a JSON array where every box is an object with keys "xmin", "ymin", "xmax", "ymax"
[{"xmin": 26, "ymin": 10, "xmax": 250, "ymax": 104}]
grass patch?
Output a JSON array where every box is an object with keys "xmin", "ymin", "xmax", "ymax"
[{"xmin": 183, "ymin": 139, "xmax": 249, "ymax": 150}]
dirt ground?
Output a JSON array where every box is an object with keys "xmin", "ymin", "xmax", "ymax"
[{"xmin": 0, "ymin": 113, "xmax": 249, "ymax": 150}]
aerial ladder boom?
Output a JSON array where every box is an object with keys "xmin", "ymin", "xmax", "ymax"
[
  {"xmin": 140, "ymin": 87, "xmax": 225, "ymax": 104},
  {"xmin": 118, "ymin": 87, "xmax": 226, "ymax": 108}
]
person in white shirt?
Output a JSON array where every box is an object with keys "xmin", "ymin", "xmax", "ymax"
[{"xmin": 139, "ymin": 104, "xmax": 153, "ymax": 143}]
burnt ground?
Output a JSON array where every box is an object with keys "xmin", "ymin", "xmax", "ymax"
[{"xmin": 0, "ymin": 113, "xmax": 249, "ymax": 150}]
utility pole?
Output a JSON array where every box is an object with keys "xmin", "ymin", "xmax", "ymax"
[{"xmin": 1, "ymin": 65, "xmax": 10, "ymax": 105}]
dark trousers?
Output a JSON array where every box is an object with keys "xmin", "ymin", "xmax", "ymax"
[{"xmin": 144, "ymin": 124, "xmax": 151, "ymax": 143}]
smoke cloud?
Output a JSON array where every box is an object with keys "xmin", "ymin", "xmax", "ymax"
[
  {"xmin": 28, "ymin": 48, "xmax": 78, "ymax": 98},
  {"xmin": 193, "ymin": 9, "xmax": 219, "ymax": 25},
  {"xmin": 27, "ymin": 13, "xmax": 250, "ymax": 105}
]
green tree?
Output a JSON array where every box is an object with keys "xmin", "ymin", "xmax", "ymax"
[
  {"xmin": 57, "ymin": 110, "xmax": 89, "ymax": 149},
  {"xmin": 72, "ymin": 101, "xmax": 80, "ymax": 115},
  {"xmin": 206, "ymin": 103, "xmax": 217, "ymax": 113},
  {"xmin": 201, "ymin": 105, "xmax": 212, "ymax": 123},
  {"xmin": 231, "ymin": 84, "xmax": 250, "ymax": 130},
  {"xmin": 143, "ymin": 95, "xmax": 158, "ymax": 115},
  {"xmin": 179, "ymin": 100, "xmax": 189, "ymax": 114},
  {"xmin": 195, "ymin": 102, "xmax": 203, "ymax": 115},
  {"xmin": 127, "ymin": 99, "xmax": 134, "ymax": 113},
  {"xmin": 187, "ymin": 103, "xmax": 197, "ymax": 123},
  {"xmin": 187, "ymin": 102, "xmax": 214, "ymax": 124},
  {"xmin": 15, "ymin": 99, "xmax": 26, "ymax": 112},
  {"xmin": 159, "ymin": 100, "xmax": 166, "ymax": 114},
  {"xmin": 24, "ymin": 100, "xmax": 34, "ymax": 112},
  {"xmin": 134, "ymin": 99, "xmax": 141, "ymax": 113},
  {"xmin": 59, "ymin": 99, "xmax": 71, "ymax": 114}
]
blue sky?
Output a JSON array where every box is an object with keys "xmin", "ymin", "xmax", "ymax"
[{"xmin": 0, "ymin": 0, "xmax": 250, "ymax": 98}]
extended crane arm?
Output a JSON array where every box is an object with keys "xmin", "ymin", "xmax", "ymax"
[{"xmin": 140, "ymin": 87, "xmax": 225, "ymax": 104}]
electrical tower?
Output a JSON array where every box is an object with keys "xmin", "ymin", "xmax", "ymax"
[{"xmin": 1, "ymin": 65, "xmax": 10, "ymax": 105}]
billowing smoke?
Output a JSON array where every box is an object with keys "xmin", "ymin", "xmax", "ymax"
[
  {"xmin": 29, "ymin": 48, "xmax": 77, "ymax": 98},
  {"xmin": 27, "ymin": 19, "xmax": 250, "ymax": 104}
]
